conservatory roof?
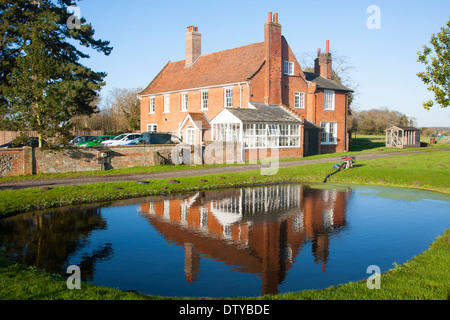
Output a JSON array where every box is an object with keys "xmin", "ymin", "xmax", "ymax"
[{"xmin": 211, "ymin": 103, "xmax": 302, "ymax": 124}]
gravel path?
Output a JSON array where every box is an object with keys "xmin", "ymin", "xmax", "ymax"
[{"xmin": 0, "ymin": 148, "xmax": 447, "ymax": 190}]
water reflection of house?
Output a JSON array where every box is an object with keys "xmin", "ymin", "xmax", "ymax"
[{"xmin": 139, "ymin": 184, "xmax": 349, "ymax": 295}]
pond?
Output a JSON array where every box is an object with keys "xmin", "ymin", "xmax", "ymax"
[{"xmin": 0, "ymin": 183, "xmax": 449, "ymax": 297}]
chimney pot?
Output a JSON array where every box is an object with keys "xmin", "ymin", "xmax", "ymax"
[
  {"xmin": 274, "ymin": 13, "xmax": 278, "ymax": 23},
  {"xmin": 326, "ymin": 40, "xmax": 329, "ymax": 53},
  {"xmin": 268, "ymin": 12, "xmax": 272, "ymax": 22}
]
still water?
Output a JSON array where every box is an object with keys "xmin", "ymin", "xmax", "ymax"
[{"xmin": 1, "ymin": 183, "xmax": 449, "ymax": 297}]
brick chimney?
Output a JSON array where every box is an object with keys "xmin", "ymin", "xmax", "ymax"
[
  {"xmin": 314, "ymin": 40, "xmax": 332, "ymax": 79},
  {"xmin": 264, "ymin": 12, "xmax": 282, "ymax": 105},
  {"xmin": 185, "ymin": 26, "xmax": 201, "ymax": 67}
]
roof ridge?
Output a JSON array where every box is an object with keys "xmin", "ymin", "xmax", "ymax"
[{"xmin": 169, "ymin": 41, "xmax": 265, "ymax": 65}]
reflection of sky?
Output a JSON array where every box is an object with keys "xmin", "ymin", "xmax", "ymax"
[
  {"xmin": 332, "ymin": 188, "xmax": 449, "ymax": 276},
  {"xmin": 280, "ymin": 187, "xmax": 450, "ymax": 293}
]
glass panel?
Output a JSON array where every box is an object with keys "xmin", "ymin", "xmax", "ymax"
[
  {"xmin": 321, "ymin": 123, "xmax": 327, "ymax": 142},
  {"xmin": 151, "ymin": 134, "xmax": 173, "ymax": 144},
  {"xmin": 202, "ymin": 91, "xmax": 208, "ymax": 109},
  {"xmin": 290, "ymin": 137, "xmax": 300, "ymax": 147}
]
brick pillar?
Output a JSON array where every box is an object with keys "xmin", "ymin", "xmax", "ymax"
[{"xmin": 22, "ymin": 146, "xmax": 34, "ymax": 175}]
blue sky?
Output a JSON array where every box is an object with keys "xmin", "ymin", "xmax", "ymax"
[{"xmin": 77, "ymin": 0, "xmax": 450, "ymax": 127}]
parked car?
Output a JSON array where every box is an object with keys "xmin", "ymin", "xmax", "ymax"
[
  {"xmin": 100, "ymin": 133, "xmax": 142, "ymax": 146},
  {"xmin": 124, "ymin": 137, "xmax": 144, "ymax": 145},
  {"xmin": 78, "ymin": 135, "xmax": 116, "ymax": 147},
  {"xmin": 0, "ymin": 136, "xmax": 45, "ymax": 148},
  {"xmin": 139, "ymin": 132, "xmax": 182, "ymax": 145},
  {"xmin": 69, "ymin": 135, "xmax": 97, "ymax": 146}
]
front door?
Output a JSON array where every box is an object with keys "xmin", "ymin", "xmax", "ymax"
[
  {"xmin": 304, "ymin": 129, "xmax": 319, "ymax": 156},
  {"xmin": 186, "ymin": 126, "xmax": 195, "ymax": 145}
]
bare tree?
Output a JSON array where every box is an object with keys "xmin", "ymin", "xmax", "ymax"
[
  {"xmin": 104, "ymin": 87, "xmax": 142, "ymax": 132},
  {"xmin": 351, "ymin": 108, "xmax": 417, "ymax": 135}
]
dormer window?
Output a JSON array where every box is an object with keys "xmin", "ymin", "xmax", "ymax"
[{"xmin": 284, "ymin": 61, "xmax": 294, "ymax": 75}]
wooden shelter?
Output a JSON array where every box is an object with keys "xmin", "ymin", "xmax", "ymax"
[{"xmin": 385, "ymin": 126, "xmax": 421, "ymax": 148}]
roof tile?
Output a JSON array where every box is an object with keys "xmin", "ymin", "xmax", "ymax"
[{"xmin": 140, "ymin": 42, "xmax": 265, "ymax": 95}]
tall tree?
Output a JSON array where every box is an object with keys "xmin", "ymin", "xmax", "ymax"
[
  {"xmin": 417, "ymin": 18, "xmax": 450, "ymax": 110},
  {"xmin": 0, "ymin": 0, "xmax": 112, "ymax": 147}
]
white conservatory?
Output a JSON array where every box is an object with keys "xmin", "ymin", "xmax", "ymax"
[{"xmin": 210, "ymin": 103, "xmax": 302, "ymax": 150}]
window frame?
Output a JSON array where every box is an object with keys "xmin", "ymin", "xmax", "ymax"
[
  {"xmin": 186, "ymin": 125, "xmax": 195, "ymax": 145},
  {"xmin": 242, "ymin": 123, "xmax": 301, "ymax": 149},
  {"xmin": 320, "ymin": 121, "xmax": 337, "ymax": 145},
  {"xmin": 147, "ymin": 124, "xmax": 158, "ymax": 133},
  {"xmin": 149, "ymin": 96, "xmax": 155, "ymax": 114},
  {"xmin": 224, "ymin": 87, "xmax": 233, "ymax": 107},
  {"xmin": 163, "ymin": 94, "xmax": 170, "ymax": 113},
  {"xmin": 294, "ymin": 92, "xmax": 305, "ymax": 109},
  {"xmin": 181, "ymin": 92, "xmax": 188, "ymax": 112},
  {"xmin": 201, "ymin": 90, "xmax": 209, "ymax": 110},
  {"xmin": 284, "ymin": 61, "xmax": 294, "ymax": 75},
  {"xmin": 324, "ymin": 90, "xmax": 335, "ymax": 111}
]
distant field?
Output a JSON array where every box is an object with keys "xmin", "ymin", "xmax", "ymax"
[{"xmin": 349, "ymin": 134, "xmax": 449, "ymax": 152}]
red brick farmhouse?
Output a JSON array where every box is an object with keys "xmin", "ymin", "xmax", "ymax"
[{"xmin": 139, "ymin": 12, "xmax": 352, "ymax": 161}]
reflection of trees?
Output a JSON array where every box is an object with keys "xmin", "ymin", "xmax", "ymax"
[
  {"xmin": 0, "ymin": 206, "xmax": 111, "ymax": 280},
  {"xmin": 77, "ymin": 242, "xmax": 114, "ymax": 282}
]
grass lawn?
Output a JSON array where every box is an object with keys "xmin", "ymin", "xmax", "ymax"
[{"xmin": 0, "ymin": 143, "xmax": 449, "ymax": 300}]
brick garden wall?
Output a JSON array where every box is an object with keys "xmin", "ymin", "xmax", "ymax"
[
  {"xmin": 0, "ymin": 145, "xmax": 177, "ymax": 177},
  {"xmin": 0, "ymin": 143, "xmax": 304, "ymax": 177},
  {"xmin": 34, "ymin": 145, "xmax": 177, "ymax": 174}
]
